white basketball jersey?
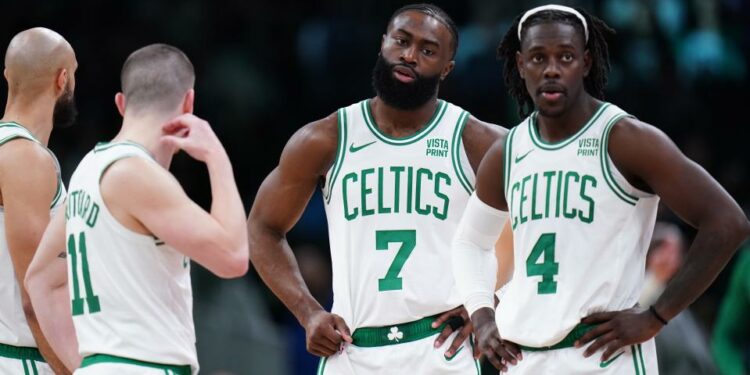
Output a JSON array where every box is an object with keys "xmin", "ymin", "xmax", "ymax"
[
  {"xmin": 498, "ymin": 103, "xmax": 659, "ymax": 347},
  {"xmin": 0, "ymin": 122, "xmax": 66, "ymax": 348},
  {"xmin": 323, "ymin": 99, "xmax": 475, "ymax": 329},
  {"xmin": 66, "ymin": 142, "xmax": 197, "ymax": 372}
]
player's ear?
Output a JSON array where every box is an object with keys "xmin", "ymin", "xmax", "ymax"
[
  {"xmin": 441, "ymin": 60, "xmax": 455, "ymax": 81},
  {"xmin": 182, "ymin": 89, "xmax": 194, "ymax": 114},
  {"xmin": 583, "ymin": 49, "xmax": 592, "ymax": 77},
  {"xmin": 55, "ymin": 68, "xmax": 68, "ymax": 95},
  {"xmin": 3, "ymin": 68, "xmax": 7, "ymax": 81},
  {"xmin": 114, "ymin": 93, "xmax": 126, "ymax": 117},
  {"xmin": 516, "ymin": 51, "xmax": 525, "ymax": 79}
]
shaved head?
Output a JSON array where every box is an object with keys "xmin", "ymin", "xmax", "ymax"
[
  {"xmin": 4, "ymin": 27, "xmax": 76, "ymax": 96},
  {"xmin": 120, "ymin": 44, "xmax": 194, "ymax": 114}
]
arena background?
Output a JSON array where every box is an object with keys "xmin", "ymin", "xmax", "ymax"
[{"xmin": 2, "ymin": 0, "xmax": 748, "ymax": 374}]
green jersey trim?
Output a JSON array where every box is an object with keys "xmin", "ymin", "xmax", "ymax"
[
  {"xmin": 516, "ymin": 323, "xmax": 596, "ymax": 351},
  {"xmin": 528, "ymin": 102, "xmax": 610, "ymax": 150},
  {"xmin": 325, "ymin": 108, "xmax": 348, "ymax": 204},
  {"xmin": 630, "ymin": 344, "xmax": 647, "ymax": 375},
  {"xmin": 361, "ymin": 99, "xmax": 447, "ymax": 145},
  {"xmin": 95, "ymin": 141, "xmax": 154, "ymax": 158},
  {"xmin": 350, "ymin": 313, "xmax": 445, "ymax": 347},
  {"xmin": 0, "ymin": 124, "xmax": 64, "ymax": 209},
  {"xmin": 81, "ymin": 354, "xmax": 191, "ymax": 375},
  {"xmin": 503, "ymin": 126, "xmax": 519, "ymax": 197},
  {"xmin": 316, "ymin": 356, "xmax": 328, "ymax": 375},
  {"xmin": 600, "ymin": 113, "xmax": 638, "ymax": 206},
  {"xmin": 0, "ymin": 342, "xmax": 44, "ymax": 362},
  {"xmin": 450, "ymin": 111, "xmax": 473, "ymax": 194}
]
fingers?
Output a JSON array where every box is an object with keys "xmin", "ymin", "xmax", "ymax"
[
  {"xmin": 308, "ymin": 340, "xmax": 339, "ymax": 357},
  {"xmin": 581, "ymin": 311, "xmax": 615, "ymax": 324},
  {"xmin": 432, "ymin": 308, "xmax": 460, "ymax": 327},
  {"xmin": 601, "ymin": 342, "xmax": 625, "ymax": 361},
  {"xmin": 575, "ymin": 322, "xmax": 612, "ymax": 347},
  {"xmin": 444, "ymin": 325, "xmax": 471, "ymax": 357},
  {"xmin": 472, "ymin": 335, "xmax": 481, "ymax": 359},
  {"xmin": 482, "ymin": 339, "xmax": 506, "ymax": 372},
  {"xmin": 495, "ymin": 342, "xmax": 519, "ymax": 366},
  {"xmin": 433, "ymin": 325, "xmax": 454, "ymax": 349},
  {"xmin": 504, "ymin": 341, "xmax": 523, "ymax": 361},
  {"xmin": 583, "ymin": 331, "xmax": 617, "ymax": 357},
  {"xmin": 332, "ymin": 315, "xmax": 353, "ymax": 343}
]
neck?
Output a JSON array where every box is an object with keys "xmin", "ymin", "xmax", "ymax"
[
  {"xmin": 1, "ymin": 92, "xmax": 56, "ymax": 146},
  {"xmin": 536, "ymin": 93, "xmax": 600, "ymax": 143},
  {"xmin": 370, "ymin": 96, "xmax": 439, "ymax": 137},
  {"xmin": 114, "ymin": 111, "xmax": 177, "ymax": 168}
]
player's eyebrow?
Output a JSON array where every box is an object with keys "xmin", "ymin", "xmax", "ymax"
[{"xmin": 394, "ymin": 28, "xmax": 441, "ymax": 48}]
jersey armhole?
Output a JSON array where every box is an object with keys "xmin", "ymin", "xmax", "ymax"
[
  {"xmin": 324, "ymin": 107, "xmax": 348, "ymax": 203},
  {"xmin": 599, "ymin": 115, "xmax": 653, "ymax": 206},
  {"xmin": 503, "ymin": 126, "xmax": 518, "ymax": 198},
  {"xmin": 451, "ymin": 110, "xmax": 473, "ymax": 194},
  {"xmin": 0, "ymin": 134, "xmax": 64, "ymax": 209}
]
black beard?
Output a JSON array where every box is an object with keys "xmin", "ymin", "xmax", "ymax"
[
  {"xmin": 371, "ymin": 55, "xmax": 441, "ymax": 110},
  {"xmin": 53, "ymin": 87, "xmax": 77, "ymax": 129}
]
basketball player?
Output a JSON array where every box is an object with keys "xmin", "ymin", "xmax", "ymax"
[
  {"xmin": 452, "ymin": 4, "xmax": 750, "ymax": 374},
  {"xmin": 248, "ymin": 4, "xmax": 505, "ymax": 373},
  {"xmin": 0, "ymin": 28, "xmax": 77, "ymax": 375},
  {"xmin": 25, "ymin": 44, "xmax": 248, "ymax": 374}
]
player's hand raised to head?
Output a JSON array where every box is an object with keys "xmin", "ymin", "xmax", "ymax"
[
  {"xmin": 575, "ymin": 307, "xmax": 664, "ymax": 362},
  {"xmin": 472, "ymin": 308, "xmax": 521, "ymax": 372},
  {"xmin": 161, "ymin": 114, "xmax": 225, "ymax": 162},
  {"xmin": 303, "ymin": 310, "xmax": 353, "ymax": 357}
]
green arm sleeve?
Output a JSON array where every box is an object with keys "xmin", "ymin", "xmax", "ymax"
[{"xmin": 712, "ymin": 247, "xmax": 750, "ymax": 375}]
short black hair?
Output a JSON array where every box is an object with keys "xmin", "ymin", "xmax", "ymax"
[
  {"xmin": 388, "ymin": 3, "xmax": 459, "ymax": 59},
  {"xmin": 497, "ymin": 7, "xmax": 615, "ymax": 118},
  {"xmin": 121, "ymin": 43, "xmax": 195, "ymax": 113}
]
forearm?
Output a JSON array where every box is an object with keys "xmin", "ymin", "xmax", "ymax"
[
  {"xmin": 250, "ymin": 226, "xmax": 324, "ymax": 326},
  {"xmin": 655, "ymin": 219, "xmax": 750, "ymax": 320},
  {"xmin": 205, "ymin": 151, "xmax": 247, "ymax": 250},
  {"xmin": 28, "ymin": 284, "xmax": 80, "ymax": 371},
  {"xmin": 453, "ymin": 194, "xmax": 506, "ymax": 315}
]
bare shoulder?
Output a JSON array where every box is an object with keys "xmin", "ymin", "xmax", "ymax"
[
  {"xmin": 280, "ymin": 111, "xmax": 339, "ymax": 177},
  {"xmin": 0, "ymin": 138, "xmax": 56, "ymax": 174},
  {"xmin": 461, "ymin": 115, "xmax": 508, "ymax": 174},
  {"xmin": 100, "ymin": 156, "xmax": 176, "ymax": 204},
  {"xmin": 0, "ymin": 139, "xmax": 57, "ymax": 199}
]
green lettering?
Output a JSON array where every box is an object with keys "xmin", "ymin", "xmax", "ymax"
[
  {"xmin": 579, "ymin": 175, "xmax": 597, "ymax": 223},
  {"xmin": 433, "ymin": 172, "xmax": 451, "ymax": 220},
  {"xmin": 415, "ymin": 168, "xmax": 433, "ymax": 215},
  {"xmin": 519, "ymin": 175, "xmax": 531, "ymax": 224},
  {"xmin": 342, "ymin": 173, "xmax": 358, "ymax": 220},
  {"xmin": 361, "ymin": 168, "xmax": 375, "ymax": 216},
  {"xmin": 377, "ymin": 167, "xmax": 391, "ymax": 214},
  {"xmin": 390, "ymin": 166, "xmax": 404, "ymax": 214},
  {"xmin": 563, "ymin": 171, "xmax": 580, "ymax": 219},
  {"xmin": 531, "ymin": 174, "xmax": 543, "ymax": 220}
]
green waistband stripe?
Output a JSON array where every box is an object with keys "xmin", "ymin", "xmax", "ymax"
[
  {"xmin": 0, "ymin": 343, "xmax": 45, "ymax": 362},
  {"xmin": 81, "ymin": 354, "xmax": 191, "ymax": 375},
  {"xmin": 351, "ymin": 314, "xmax": 445, "ymax": 347},
  {"xmin": 517, "ymin": 323, "xmax": 596, "ymax": 352}
]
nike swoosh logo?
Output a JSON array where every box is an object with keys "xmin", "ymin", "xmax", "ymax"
[
  {"xmin": 444, "ymin": 346, "xmax": 464, "ymax": 361},
  {"xmin": 599, "ymin": 352, "xmax": 624, "ymax": 368},
  {"xmin": 514, "ymin": 149, "xmax": 534, "ymax": 164},
  {"xmin": 349, "ymin": 141, "xmax": 376, "ymax": 153}
]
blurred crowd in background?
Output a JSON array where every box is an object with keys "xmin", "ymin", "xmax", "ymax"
[{"xmin": 2, "ymin": 0, "xmax": 749, "ymax": 373}]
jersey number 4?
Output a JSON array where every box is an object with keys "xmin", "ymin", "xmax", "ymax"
[
  {"xmin": 526, "ymin": 233, "xmax": 559, "ymax": 294},
  {"xmin": 376, "ymin": 230, "xmax": 416, "ymax": 291},
  {"xmin": 68, "ymin": 232, "xmax": 101, "ymax": 315}
]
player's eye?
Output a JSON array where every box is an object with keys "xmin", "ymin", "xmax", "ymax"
[
  {"xmin": 531, "ymin": 54, "xmax": 544, "ymax": 63},
  {"xmin": 561, "ymin": 53, "xmax": 574, "ymax": 62},
  {"xmin": 422, "ymin": 48, "xmax": 434, "ymax": 56},
  {"xmin": 394, "ymin": 37, "xmax": 407, "ymax": 46}
]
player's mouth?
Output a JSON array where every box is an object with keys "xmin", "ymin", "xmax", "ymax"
[
  {"xmin": 392, "ymin": 65, "xmax": 417, "ymax": 83},
  {"xmin": 538, "ymin": 84, "xmax": 565, "ymax": 102}
]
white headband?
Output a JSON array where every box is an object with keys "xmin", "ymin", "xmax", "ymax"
[{"xmin": 518, "ymin": 4, "xmax": 588, "ymax": 43}]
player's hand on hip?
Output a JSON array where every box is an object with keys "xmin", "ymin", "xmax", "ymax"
[
  {"xmin": 472, "ymin": 308, "xmax": 522, "ymax": 372},
  {"xmin": 303, "ymin": 310, "xmax": 353, "ymax": 357},
  {"xmin": 161, "ymin": 114, "xmax": 225, "ymax": 162},
  {"xmin": 576, "ymin": 307, "xmax": 663, "ymax": 362},
  {"xmin": 432, "ymin": 306, "xmax": 473, "ymax": 358}
]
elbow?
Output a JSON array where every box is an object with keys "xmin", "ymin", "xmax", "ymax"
[
  {"xmin": 20, "ymin": 293, "xmax": 38, "ymax": 323},
  {"xmin": 215, "ymin": 248, "xmax": 250, "ymax": 279}
]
